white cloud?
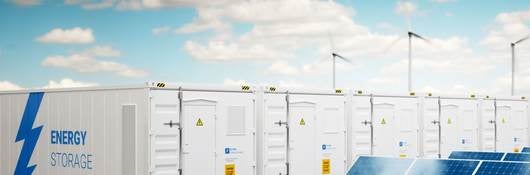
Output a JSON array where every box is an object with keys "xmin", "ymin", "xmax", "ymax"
[
  {"xmin": 152, "ymin": 26, "xmax": 171, "ymax": 35},
  {"xmin": 82, "ymin": 45, "xmax": 121, "ymax": 57},
  {"xmin": 266, "ymin": 61, "xmax": 300, "ymax": 75},
  {"xmin": 184, "ymin": 40, "xmax": 290, "ymax": 61},
  {"xmin": 395, "ymin": 1, "xmax": 417, "ymax": 16},
  {"xmin": 43, "ymin": 78, "xmax": 98, "ymax": 89},
  {"xmin": 36, "ymin": 27, "xmax": 95, "ymax": 44},
  {"xmin": 42, "ymin": 54, "xmax": 148, "ymax": 78},
  {"xmin": 0, "ymin": 81, "xmax": 23, "ymax": 91},
  {"xmin": 12, "ymin": 0, "xmax": 40, "ymax": 6}
]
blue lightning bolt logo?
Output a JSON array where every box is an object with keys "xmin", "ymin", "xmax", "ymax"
[{"xmin": 14, "ymin": 92, "xmax": 44, "ymax": 175}]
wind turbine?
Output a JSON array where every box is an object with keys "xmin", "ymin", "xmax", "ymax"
[
  {"xmin": 407, "ymin": 31, "xmax": 430, "ymax": 92},
  {"xmin": 328, "ymin": 32, "xmax": 352, "ymax": 89},
  {"xmin": 510, "ymin": 36, "xmax": 529, "ymax": 96}
]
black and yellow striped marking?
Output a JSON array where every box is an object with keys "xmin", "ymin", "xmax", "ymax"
[
  {"xmin": 427, "ymin": 93, "xmax": 433, "ymax": 97},
  {"xmin": 335, "ymin": 89, "xmax": 343, "ymax": 94},
  {"xmin": 241, "ymin": 85, "xmax": 251, "ymax": 91},
  {"xmin": 269, "ymin": 87, "xmax": 276, "ymax": 92},
  {"xmin": 357, "ymin": 90, "xmax": 363, "ymax": 94},
  {"xmin": 470, "ymin": 94, "xmax": 476, "ymax": 98},
  {"xmin": 409, "ymin": 92, "xmax": 416, "ymax": 96},
  {"xmin": 156, "ymin": 82, "xmax": 166, "ymax": 88}
]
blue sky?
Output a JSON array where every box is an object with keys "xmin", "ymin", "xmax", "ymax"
[{"xmin": 2, "ymin": 0, "xmax": 530, "ymax": 96}]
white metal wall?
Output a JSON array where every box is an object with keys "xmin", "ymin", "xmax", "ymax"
[{"xmin": 0, "ymin": 89, "xmax": 150, "ymax": 175}]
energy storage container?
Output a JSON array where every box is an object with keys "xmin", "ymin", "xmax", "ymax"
[
  {"xmin": 0, "ymin": 83, "xmax": 256, "ymax": 175},
  {"xmin": 256, "ymin": 87, "xmax": 347, "ymax": 175},
  {"xmin": 479, "ymin": 96, "xmax": 529, "ymax": 153},
  {"xmin": 421, "ymin": 95, "xmax": 480, "ymax": 158},
  {"xmin": 349, "ymin": 92, "xmax": 420, "ymax": 160}
]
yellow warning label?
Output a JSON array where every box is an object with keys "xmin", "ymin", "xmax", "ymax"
[
  {"xmin": 447, "ymin": 118, "xmax": 452, "ymax": 124},
  {"xmin": 514, "ymin": 148, "xmax": 520, "ymax": 153},
  {"xmin": 196, "ymin": 118, "xmax": 204, "ymax": 127},
  {"xmin": 502, "ymin": 117, "xmax": 506, "ymax": 124},
  {"xmin": 322, "ymin": 159, "xmax": 331, "ymax": 174},
  {"xmin": 300, "ymin": 118, "xmax": 306, "ymax": 126},
  {"xmin": 399, "ymin": 154, "xmax": 407, "ymax": 158},
  {"xmin": 381, "ymin": 118, "xmax": 386, "ymax": 125},
  {"xmin": 225, "ymin": 163, "xmax": 235, "ymax": 175}
]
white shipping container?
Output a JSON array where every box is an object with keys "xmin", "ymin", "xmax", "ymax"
[
  {"xmin": 2, "ymin": 83, "xmax": 529, "ymax": 175},
  {"xmin": 349, "ymin": 94, "xmax": 420, "ymax": 159},
  {"xmin": 0, "ymin": 84, "xmax": 256, "ymax": 175},
  {"xmin": 256, "ymin": 88, "xmax": 347, "ymax": 175},
  {"xmin": 479, "ymin": 97, "xmax": 528, "ymax": 153}
]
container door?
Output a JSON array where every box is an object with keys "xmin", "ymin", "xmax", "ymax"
[
  {"xmin": 316, "ymin": 96, "xmax": 346, "ymax": 175},
  {"xmin": 440, "ymin": 104, "xmax": 459, "ymax": 157},
  {"xmin": 372, "ymin": 97, "xmax": 419, "ymax": 158},
  {"xmin": 289, "ymin": 94, "xmax": 346, "ymax": 175},
  {"xmin": 182, "ymin": 98, "xmax": 216, "ymax": 175},
  {"xmin": 351, "ymin": 96, "xmax": 372, "ymax": 157},
  {"xmin": 182, "ymin": 91, "xmax": 255, "ymax": 175},
  {"xmin": 150, "ymin": 90, "xmax": 181, "ymax": 175},
  {"xmin": 422, "ymin": 98, "xmax": 440, "ymax": 158},
  {"xmin": 289, "ymin": 101, "xmax": 317, "ymax": 175},
  {"xmin": 263, "ymin": 94, "xmax": 287, "ymax": 175},
  {"xmin": 480, "ymin": 100, "xmax": 496, "ymax": 151},
  {"xmin": 372, "ymin": 103, "xmax": 396, "ymax": 156},
  {"xmin": 497, "ymin": 100, "xmax": 528, "ymax": 152},
  {"xmin": 440, "ymin": 99, "xmax": 478, "ymax": 157}
]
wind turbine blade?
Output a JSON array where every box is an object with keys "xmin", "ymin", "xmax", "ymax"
[
  {"xmin": 515, "ymin": 36, "xmax": 530, "ymax": 44},
  {"xmin": 333, "ymin": 53, "xmax": 352, "ymax": 63},
  {"xmin": 409, "ymin": 31, "xmax": 431, "ymax": 44},
  {"xmin": 381, "ymin": 35, "xmax": 406, "ymax": 54}
]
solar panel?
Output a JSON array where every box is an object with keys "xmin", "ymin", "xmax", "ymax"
[
  {"xmin": 503, "ymin": 153, "xmax": 530, "ymax": 162},
  {"xmin": 408, "ymin": 159, "xmax": 480, "ymax": 175},
  {"xmin": 347, "ymin": 156, "xmax": 414, "ymax": 175},
  {"xmin": 475, "ymin": 161, "xmax": 530, "ymax": 175},
  {"xmin": 522, "ymin": 147, "xmax": 530, "ymax": 153},
  {"xmin": 448, "ymin": 151, "xmax": 505, "ymax": 161}
]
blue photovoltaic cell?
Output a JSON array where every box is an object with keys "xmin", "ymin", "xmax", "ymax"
[
  {"xmin": 503, "ymin": 153, "xmax": 530, "ymax": 162},
  {"xmin": 475, "ymin": 161, "xmax": 530, "ymax": 175},
  {"xmin": 408, "ymin": 159, "xmax": 480, "ymax": 175},
  {"xmin": 347, "ymin": 156, "xmax": 414, "ymax": 175},
  {"xmin": 522, "ymin": 147, "xmax": 530, "ymax": 153},
  {"xmin": 448, "ymin": 151, "xmax": 505, "ymax": 161}
]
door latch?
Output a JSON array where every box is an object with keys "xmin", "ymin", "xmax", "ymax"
[
  {"xmin": 361, "ymin": 120, "xmax": 372, "ymax": 126},
  {"xmin": 275, "ymin": 120, "xmax": 288, "ymax": 127},
  {"xmin": 431, "ymin": 120, "xmax": 440, "ymax": 125},
  {"xmin": 164, "ymin": 120, "xmax": 179, "ymax": 128}
]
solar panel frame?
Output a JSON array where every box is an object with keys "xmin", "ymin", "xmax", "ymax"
[
  {"xmin": 407, "ymin": 158, "xmax": 480, "ymax": 175},
  {"xmin": 347, "ymin": 156, "xmax": 414, "ymax": 175},
  {"xmin": 448, "ymin": 151, "xmax": 506, "ymax": 161},
  {"xmin": 522, "ymin": 147, "xmax": 530, "ymax": 153},
  {"xmin": 502, "ymin": 153, "xmax": 530, "ymax": 162},
  {"xmin": 475, "ymin": 161, "xmax": 530, "ymax": 175}
]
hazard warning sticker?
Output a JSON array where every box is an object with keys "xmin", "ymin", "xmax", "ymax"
[
  {"xmin": 225, "ymin": 163, "xmax": 235, "ymax": 175},
  {"xmin": 447, "ymin": 117, "xmax": 452, "ymax": 124},
  {"xmin": 322, "ymin": 159, "xmax": 331, "ymax": 174},
  {"xmin": 300, "ymin": 118, "xmax": 306, "ymax": 125},
  {"xmin": 196, "ymin": 118, "xmax": 204, "ymax": 126},
  {"xmin": 380, "ymin": 117, "xmax": 386, "ymax": 125}
]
